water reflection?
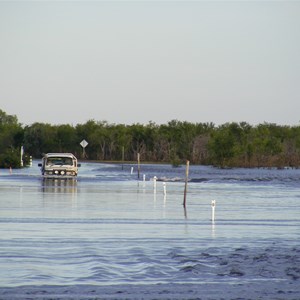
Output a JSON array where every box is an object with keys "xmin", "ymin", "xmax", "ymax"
[
  {"xmin": 41, "ymin": 178, "xmax": 78, "ymax": 210},
  {"xmin": 183, "ymin": 206, "xmax": 188, "ymax": 219},
  {"xmin": 211, "ymin": 222, "xmax": 216, "ymax": 238},
  {"xmin": 41, "ymin": 178, "xmax": 77, "ymax": 194}
]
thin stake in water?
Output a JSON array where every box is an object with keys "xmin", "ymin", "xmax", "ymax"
[
  {"xmin": 137, "ymin": 153, "xmax": 140, "ymax": 179},
  {"xmin": 122, "ymin": 146, "xmax": 124, "ymax": 170},
  {"xmin": 183, "ymin": 160, "xmax": 189, "ymax": 207}
]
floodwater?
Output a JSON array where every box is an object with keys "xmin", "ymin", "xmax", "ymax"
[{"xmin": 0, "ymin": 162, "xmax": 300, "ymax": 299}]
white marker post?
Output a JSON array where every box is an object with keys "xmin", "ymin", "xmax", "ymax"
[
  {"xmin": 211, "ymin": 200, "xmax": 216, "ymax": 222},
  {"xmin": 153, "ymin": 176, "xmax": 157, "ymax": 191},
  {"xmin": 20, "ymin": 146, "xmax": 24, "ymax": 167}
]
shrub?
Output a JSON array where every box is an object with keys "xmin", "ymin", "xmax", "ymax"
[{"xmin": 0, "ymin": 149, "xmax": 21, "ymax": 168}]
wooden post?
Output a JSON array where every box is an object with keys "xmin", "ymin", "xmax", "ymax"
[
  {"xmin": 183, "ymin": 160, "xmax": 189, "ymax": 207},
  {"xmin": 137, "ymin": 153, "xmax": 140, "ymax": 179}
]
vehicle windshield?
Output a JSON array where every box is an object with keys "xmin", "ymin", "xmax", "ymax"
[{"xmin": 46, "ymin": 157, "xmax": 73, "ymax": 166}]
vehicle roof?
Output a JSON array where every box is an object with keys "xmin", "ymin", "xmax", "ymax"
[{"xmin": 44, "ymin": 153, "xmax": 77, "ymax": 158}]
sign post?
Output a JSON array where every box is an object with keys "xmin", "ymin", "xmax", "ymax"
[{"xmin": 80, "ymin": 139, "xmax": 88, "ymax": 158}]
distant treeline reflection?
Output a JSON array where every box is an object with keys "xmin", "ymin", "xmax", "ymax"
[{"xmin": 1, "ymin": 109, "xmax": 300, "ymax": 168}]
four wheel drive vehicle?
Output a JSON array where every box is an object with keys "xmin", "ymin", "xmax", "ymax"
[{"xmin": 38, "ymin": 153, "xmax": 81, "ymax": 177}]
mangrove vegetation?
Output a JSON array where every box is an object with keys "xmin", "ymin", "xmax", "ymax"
[{"xmin": 1, "ymin": 109, "xmax": 300, "ymax": 169}]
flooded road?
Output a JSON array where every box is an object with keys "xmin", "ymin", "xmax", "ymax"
[{"xmin": 0, "ymin": 162, "xmax": 299, "ymax": 298}]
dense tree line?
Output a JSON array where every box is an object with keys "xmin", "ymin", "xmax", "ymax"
[{"xmin": 1, "ymin": 109, "xmax": 300, "ymax": 168}]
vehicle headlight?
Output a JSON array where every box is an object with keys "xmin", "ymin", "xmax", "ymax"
[
  {"xmin": 54, "ymin": 170, "xmax": 59, "ymax": 174},
  {"xmin": 61, "ymin": 170, "xmax": 65, "ymax": 175}
]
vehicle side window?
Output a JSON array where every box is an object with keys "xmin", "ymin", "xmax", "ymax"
[{"xmin": 64, "ymin": 158, "xmax": 73, "ymax": 165}]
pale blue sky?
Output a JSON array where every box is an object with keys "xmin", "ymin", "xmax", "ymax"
[{"xmin": 0, "ymin": 1, "xmax": 299, "ymax": 126}]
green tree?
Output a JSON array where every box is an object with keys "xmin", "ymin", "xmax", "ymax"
[
  {"xmin": 283, "ymin": 126, "xmax": 300, "ymax": 167},
  {"xmin": 128, "ymin": 123, "xmax": 149, "ymax": 161},
  {"xmin": 23, "ymin": 123, "xmax": 57, "ymax": 157},
  {"xmin": 208, "ymin": 124, "xmax": 236, "ymax": 168},
  {"xmin": 55, "ymin": 124, "xmax": 78, "ymax": 153},
  {"xmin": 0, "ymin": 109, "xmax": 24, "ymax": 168},
  {"xmin": 76, "ymin": 120, "xmax": 100, "ymax": 159},
  {"xmin": 251, "ymin": 123, "xmax": 283, "ymax": 167},
  {"xmin": 114, "ymin": 124, "xmax": 132, "ymax": 161},
  {"xmin": 0, "ymin": 109, "xmax": 18, "ymax": 125},
  {"xmin": 88, "ymin": 121, "xmax": 109, "ymax": 160}
]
